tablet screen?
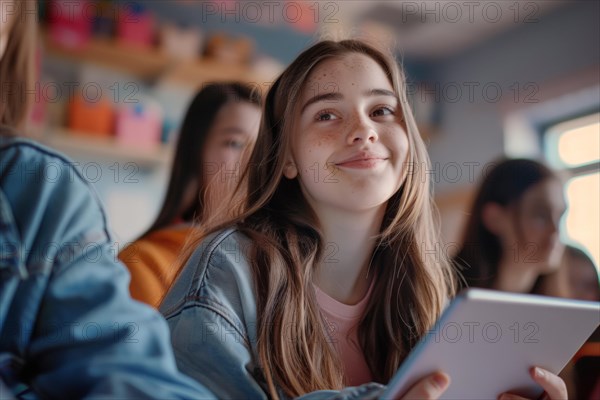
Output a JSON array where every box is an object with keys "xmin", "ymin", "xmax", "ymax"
[{"xmin": 383, "ymin": 289, "xmax": 600, "ymax": 399}]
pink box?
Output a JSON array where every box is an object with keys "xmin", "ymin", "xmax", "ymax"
[
  {"xmin": 115, "ymin": 103, "xmax": 162, "ymax": 149},
  {"xmin": 116, "ymin": 3, "xmax": 156, "ymax": 49},
  {"xmin": 47, "ymin": 0, "xmax": 92, "ymax": 49}
]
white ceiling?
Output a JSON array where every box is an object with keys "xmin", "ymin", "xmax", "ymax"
[{"xmin": 324, "ymin": 0, "xmax": 569, "ymax": 60}]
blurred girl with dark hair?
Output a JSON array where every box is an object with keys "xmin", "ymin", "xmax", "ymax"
[
  {"xmin": 119, "ymin": 83, "xmax": 262, "ymax": 307},
  {"xmin": 453, "ymin": 158, "xmax": 568, "ymax": 295}
]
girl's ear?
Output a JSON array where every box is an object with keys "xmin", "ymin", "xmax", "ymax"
[
  {"xmin": 283, "ymin": 160, "xmax": 298, "ymax": 179},
  {"xmin": 482, "ymin": 202, "xmax": 507, "ymax": 235}
]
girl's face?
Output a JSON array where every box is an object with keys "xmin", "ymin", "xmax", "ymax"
[
  {"xmin": 201, "ymin": 100, "xmax": 261, "ymax": 195},
  {"xmin": 495, "ymin": 179, "xmax": 567, "ymax": 272},
  {"xmin": 284, "ymin": 53, "xmax": 409, "ymax": 215}
]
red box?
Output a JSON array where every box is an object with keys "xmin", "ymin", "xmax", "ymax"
[
  {"xmin": 47, "ymin": 0, "xmax": 92, "ymax": 49},
  {"xmin": 116, "ymin": 3, "xmax": 156, "ymax": 49}
]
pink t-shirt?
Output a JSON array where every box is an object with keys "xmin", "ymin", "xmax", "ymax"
[{"xmin": 314, "ymin": 282, "xmax": 375, "ymax": 386}]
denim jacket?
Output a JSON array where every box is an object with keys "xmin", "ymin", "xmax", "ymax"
[
  {"xmin": 160, "ymin": 227, "xmax": 386, "ymax": 400},
  {"xmin": 0, "ymin": 131, "xmax": 214, "ymax": 399}
]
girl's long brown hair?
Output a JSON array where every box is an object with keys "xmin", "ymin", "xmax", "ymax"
[
  {"xmin": 0, "ymin": 0, "xmax": 37, "ymax": 129},
  {"xmin": 180, "ymin": 39, "xmax": 457, "ymax": 398}
]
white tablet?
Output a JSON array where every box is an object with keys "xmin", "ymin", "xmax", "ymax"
[{"xmin": 383, "ymin": 288, "xmax": 600, "ymax": 399}]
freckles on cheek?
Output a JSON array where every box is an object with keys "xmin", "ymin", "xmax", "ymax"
[{"xmin": 306, "ymin": 131, "xmax": 338, "ymax": 148}]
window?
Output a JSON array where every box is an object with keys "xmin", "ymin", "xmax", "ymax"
[{"xmin": 545, "ymin": 113, "xmax": 600, "ymax": 271}]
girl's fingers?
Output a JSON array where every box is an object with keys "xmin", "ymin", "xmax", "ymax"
[
  {"xmin": 498, "ymin": 367, "xmax": 566, "ymax": 400},
  {"xmin": 399, "ymin": 367, "xmax": 565, "ymax": 400},
  {"xmin": 400, "ymin": 372, "xmax": 450, "ymax": 400},
  {"xmin": 530, "ymin": 367, "xmax": 568, "ymax": 400}
]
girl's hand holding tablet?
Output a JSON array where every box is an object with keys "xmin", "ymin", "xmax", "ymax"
[
  {"xmin": 498, "ymin": 367, "xmax": 567, "ymax": 400},
  {"xmin": 394, "ymin": 367, "xmax": 567, "ymax": 400},
  {"xmin": 396, "ymin": 372, "xmax": 450, "ymax": 399}
]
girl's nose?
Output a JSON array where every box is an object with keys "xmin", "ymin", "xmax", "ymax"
[{"xmin": 347, "ymin": 114, "xmax": 378, "ymax": 144}]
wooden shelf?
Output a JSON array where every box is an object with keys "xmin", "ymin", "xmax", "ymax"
[
  {"xmin": 39, "ymin": 32, "xmax": 271, "ymax": 166},
  {"xmin": 41, "ymin": 128, "xmax": 173, "ymax": 168},
  {"xmin": 42, "ymin": 31, "xmax": 271, "ymax": 87},
  {"xmin": 42, "ymin": 32, "xmax": 172, "ymax": 80},
  {"xmin": 160, "ymin": 59, "xmax": 271, "ymax": 89}
]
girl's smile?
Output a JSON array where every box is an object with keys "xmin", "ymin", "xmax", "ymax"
[{"xmin": 334, "ymin": 151, "xmax": 389, "ymax": 169}]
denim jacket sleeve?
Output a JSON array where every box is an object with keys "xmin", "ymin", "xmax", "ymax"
[
  {"xmin": 0, "ymin": 136, "xmax": 214, "ymax": 399},
  {"xmin": 160, "ymin": 228, "xmax": 387, "ymax": 400}
]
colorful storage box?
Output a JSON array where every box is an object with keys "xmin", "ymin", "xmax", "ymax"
[
  {"xmin": 68, "ymin": 94, "xmax": 114, "ymax": 136},
  {"xmin": 47, "ymin": 0, "xmax": 93, "ymax": 49},
  {"xmin": 116, "ymin": 2, "xmax": 156, "ymax": 49},
  {"xmin": 115, "ymin": 102, "xmax": 163, "ymax": 149}
]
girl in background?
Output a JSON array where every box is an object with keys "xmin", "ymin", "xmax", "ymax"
[
  {"xmin": 452, "ymin": 159, "xmax": 587, "ymax": 398},
  {"xmin": 160, "ymin": 40, "xmax": 567, "ymax": 399},
  {"xmin": 453, "ymin": 158, "xmax": 568, "ymax": 296},
  {"xmin": 119, "ymin": 83, "xmax": 261, "ymax": 307}
]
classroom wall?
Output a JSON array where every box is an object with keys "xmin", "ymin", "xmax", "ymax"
[{"xmin": 427, "ymin": 0, "xmax": 600, "ymax": 193}]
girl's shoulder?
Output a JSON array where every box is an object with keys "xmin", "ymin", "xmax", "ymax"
[{"xmin": 160, "ymin": 227, "xmax": 257, "ymax": 325}]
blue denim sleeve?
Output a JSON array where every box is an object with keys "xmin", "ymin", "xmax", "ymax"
[
  {"xmin": 160, "ymin": 231, "xmax": 270, "ymax": 399},
  {"xmin": 0, "ymin": 140, "xmax": 214, "ymax": 399},
  {"xmin": 28, "ymin": 240, "xmax": 214, "ymax": 399}
]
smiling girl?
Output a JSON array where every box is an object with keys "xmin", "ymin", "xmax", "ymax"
[{"xmin": 160, "ymin": 40, "xmax": 567, "ymax": 399}]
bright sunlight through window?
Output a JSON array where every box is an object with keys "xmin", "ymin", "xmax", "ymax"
[
  {"xmin": 545, "ymin": 113, "xmax": 600, "ymax": 272},
  {"xmin": 564, "ymin": 174, "xmax": 600, "ymax": 270}
]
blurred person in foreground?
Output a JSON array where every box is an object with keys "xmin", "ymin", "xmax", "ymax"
[{"xmin": 0, "ymin": 1, "xmax": 214, "ymax": 398}]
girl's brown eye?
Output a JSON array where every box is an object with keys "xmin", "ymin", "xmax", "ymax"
[
  {"xmin": 372, "ymin": 106, "xmax": 394, "ymax": 117},
  {"xmin": 224, "ymin": 140, "xmax": 245, "ymax": 150},
  {"xmin": 316, "ymin": 111, "xmax": 338, "ymax": 121}
]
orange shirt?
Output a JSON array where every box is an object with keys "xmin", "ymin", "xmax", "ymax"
[{"xmin": 119, "ymin": 225, "xmax": 194, "ymax": 308}]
